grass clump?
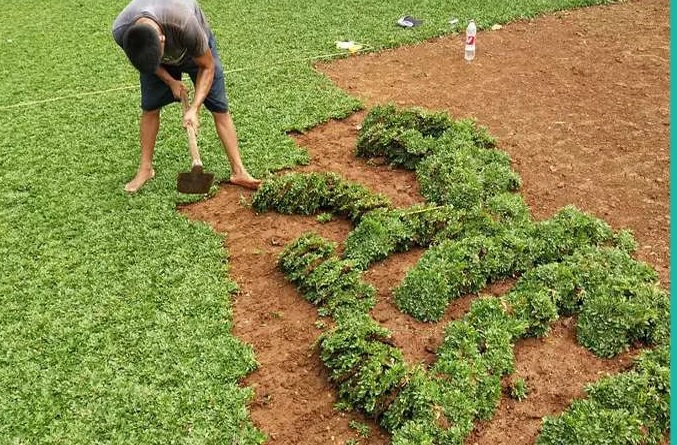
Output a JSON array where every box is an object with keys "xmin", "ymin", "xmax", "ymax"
[
  {"xmin": 343, "ymin": 203, "xmax": 509, "ymax": 271},
  {"xmin": 504, "ymin": 245, "xmax": 668, "ymax": 357},
  {"xmin": 277, "ymin": 232, "xmax": 337, "ymax": 285},
  {"xmin": 509, "ymin": 378, "xmax": 529, "ymax": 401},
  {"xmin": 384, "ymin": 367, "xmax": 476, "ymax": 445},
  {"xmin": 355, "ymin": 105, "xmax": 455, "ymax": 169},
  {"xmin": 527, "ymin": 205, "xmax": 619, "ymax": 264},
  {"xmin": 505, "ymin": 284, "xmax": 560, "ymax": 338},
  {"xmin": 342, "ymin": 204, "xmax": 472, "ymax": 270},
  {"xmin": 394, "ymin": 205, "xmax": 628, "ymax": 323},
  {"xmin": 356, "ymin": 105, "xmax": 496, "ymax": 171},
  {"xmin": 394, "ymin": 223, "xmax": 538, "ymax": 322},
  {"xmin": 279, "ymin": 234, "xmax": 410, "ymax": 419},
  {"xmin": 316, "ymin": 212, "xmax": 334, "ymax": 223},
  {"xmin": 302, "ymin": 257, "xmax": 377, "ymax": 318},
  {"xmin": 485, "ymin": 192, "xmax": 531, "ymax": 226},
  {"xmin": 252, "ymin": 171, "xmax": 338, "ymax": 215},
  {"xmin": 319, "ymin": 314, "xmax": 408, "ymax": 417},
  {"xmin": 537, "ymin": 345, "xmax": 670, "ymax": 445},
  {"xmin": 416, "ymin": 145, "xmax": 521, "ymax": 210},
  {"xmin": 356, "ymin": 104, "xmax": 511, "ymax": 211},
  {"xmin": 385, "ymin": 297, "xmax": 527, "ymax": 442},
  {"xmin": 278, "ymin": 233, "xmax": 375, "ymax": 318},
  {"xmin": 333, "ymin": 181, "xmax": 394, "ymax": 223},
  {"xmin": 252, "ymin": 172, "xmax": 391, "ymax": 222},
  {"xmin": 566, "ymin": 248, "xmax": 668, "ymax": 358},
  {"xmin": 394, "ymin": 235, "xmax": 499, "ymax": 321},
  {"xmin": 342, "ymin": 208, "xmax": 413, "ymax": 269},
  {"xmin": 349, "ymin": 420, "xmax": 371, "ymax": 438}
]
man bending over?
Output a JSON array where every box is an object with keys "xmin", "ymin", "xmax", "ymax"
[{"xmin": 113, "ymin": 0, "xmax": 261, "ymax": 192}]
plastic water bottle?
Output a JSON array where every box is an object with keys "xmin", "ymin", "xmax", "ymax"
[{"xmin": 465, "ymin": 20, "xmax": 476, "ymax": 61}]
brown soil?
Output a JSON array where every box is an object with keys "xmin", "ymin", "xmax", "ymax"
[{"xmin": 181, "ymin": 0, "xmax": 669, "ymax": 443}]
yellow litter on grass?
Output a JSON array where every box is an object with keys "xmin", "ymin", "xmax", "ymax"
[{"xmin": 336, "ymin": 40, "xmax": 364, "ymax": 53}]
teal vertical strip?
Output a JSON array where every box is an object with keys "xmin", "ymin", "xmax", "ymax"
[{"xmin": 670, "ymin": 1, "xmax": 676, "ymax": 443}]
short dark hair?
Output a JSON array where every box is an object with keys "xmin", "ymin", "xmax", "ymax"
[{"xmin": 122, "ymin": 23, "xmax": 161, "ymax": 73}]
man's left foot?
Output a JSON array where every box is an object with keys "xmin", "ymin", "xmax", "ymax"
[
  {"xmin": 124, "ymin": 168, "xmax": 155, "ymax": 193},
  {"xmin": 229, "ymin": 174, "xmax": 262, "ymax": 190}
]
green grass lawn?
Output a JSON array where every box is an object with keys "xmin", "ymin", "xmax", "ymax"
[{"xmin": 0, "ymin": 0, "xmax": 616, "ymax": 443}]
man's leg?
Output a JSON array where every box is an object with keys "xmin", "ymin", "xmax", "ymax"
[
  {"xmin": 212, "ymin": 111, "xmax": 261, "ymax": 189},
  {"xmin": 125, "ymin": 109, "xmax": 160, "ymax": 192},
  {"xmin": 184, "ymin": 33, "xmax": 260, "ymax": 189},
  {"xmin": 125, "ymin": 65, "xmax": 179, "ymax": 193}
]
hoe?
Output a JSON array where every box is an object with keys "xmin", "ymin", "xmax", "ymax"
[{"xmin": 177, "ymin": 90, "xmax": 214, "ymax": 194}]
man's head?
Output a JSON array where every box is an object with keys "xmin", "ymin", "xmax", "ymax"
[{"xmin": 122, "ymin": 22, "xmax": 163, "ymax": 73}]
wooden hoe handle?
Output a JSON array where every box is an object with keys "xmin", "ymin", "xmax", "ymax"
[{"xmin": 180, "ymin": 91, "xmax": 202, "ymax": 167}]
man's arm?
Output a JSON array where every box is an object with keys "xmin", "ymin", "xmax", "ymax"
[
  {"xmin": 154, "ymin": 66, "xmax": 187, "ymax": 99},
  {"xmin": 183, "ymin": 50, "xmax": 215, "ymax": 130}
]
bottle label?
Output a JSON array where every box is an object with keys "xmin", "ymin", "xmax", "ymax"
[{"xmin": 466, "ymin": 35, "xmax": 476, "ymax": 45}]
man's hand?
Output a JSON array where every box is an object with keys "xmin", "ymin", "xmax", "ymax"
[
  {"xmin": 169, "ymin": 79, "xmax": 187, "ymax": 100},
  {"xmin": 183, "ymin": 107, "xmax": 199, "ymax": 133}
]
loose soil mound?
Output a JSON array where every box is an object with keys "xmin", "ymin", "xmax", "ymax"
[{"xmin": 181, "ymin": 0, "xmax": 669, "ymax": 443}]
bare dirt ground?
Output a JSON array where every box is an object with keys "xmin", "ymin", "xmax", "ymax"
[{"xmin": 181, "ymin": 0, "xmax": 669, "ymax": 443}]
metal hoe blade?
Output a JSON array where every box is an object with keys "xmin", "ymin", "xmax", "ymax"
[{"xmin": 177, "ymin": 165, "xmax": 214, "ymax": 194}]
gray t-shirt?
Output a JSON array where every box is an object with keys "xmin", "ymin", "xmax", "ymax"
[{"xmin": 112, "ymin": 0, "xmax": 211, "ymax": 65}]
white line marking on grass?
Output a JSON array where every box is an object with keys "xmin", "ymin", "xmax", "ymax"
[{"xmin": 0, "ymin": 46, "xmax": 373, "ymax": 110}]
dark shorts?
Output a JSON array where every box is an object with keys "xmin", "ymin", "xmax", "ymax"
[{"xmin": 140, "ymin": 33, "xmax": 228, "ymax": 113}]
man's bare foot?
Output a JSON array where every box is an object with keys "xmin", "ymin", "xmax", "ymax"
[
  {"xmin": 229, "ymin": 174, "xmax": 262, "ymax": 190},
  {"xmin": 124, "ymin": 168, "xmax": 155, "ymax": 193}
]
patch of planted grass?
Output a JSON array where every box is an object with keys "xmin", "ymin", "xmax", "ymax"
[{"xmin": 264, "ymin": 105, "xmax": 669, "ymax": 444}]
